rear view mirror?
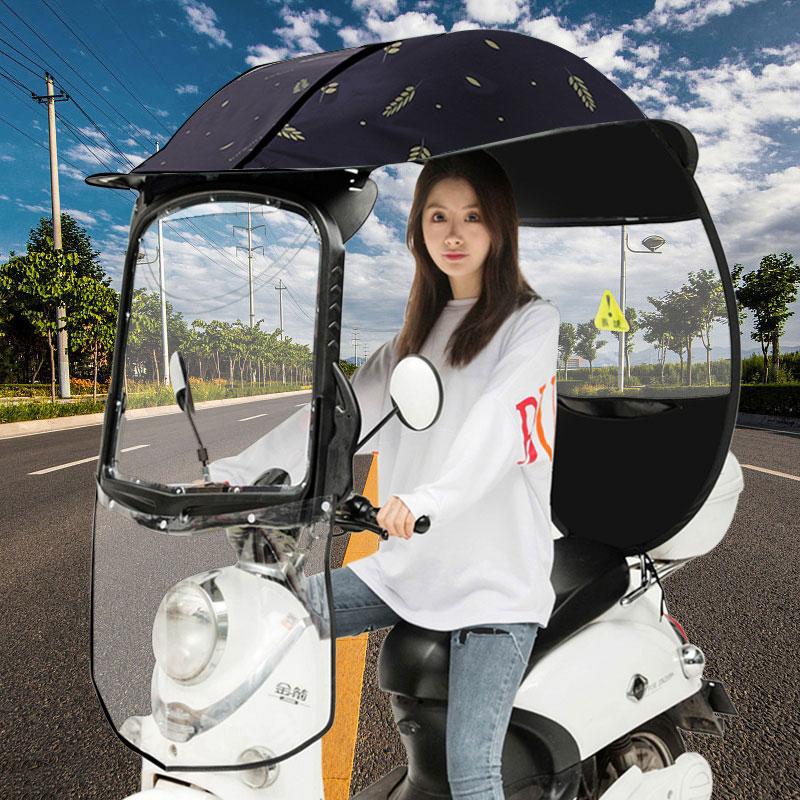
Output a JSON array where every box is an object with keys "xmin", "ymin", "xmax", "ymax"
[
  {"xmin": 169, "ymin": 350, "xmax": 194, "ymax": 414},
  {"xmin": 355, "ymin": 355, "xmax": 443, "ymax": 451},
  {"xmin": 169, "ymin": 350, "xmax": 209, "ymax": 477},
  {"xmin": 390, "ymin": 355, "xmax": 443, "ymax": 431}
]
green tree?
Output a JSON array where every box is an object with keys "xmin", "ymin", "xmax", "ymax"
[
  {"xmin": 558, "ymin": 322, "xmax": 577, "ymax": 379},
  {"xmin": 1, "ymin": 214, "xmax": 109, "ymax": 386},
  {"xmin": 0, "ymin": 240, "xmax": 78, "ymax": 402},
  {"xmin": 127, "ymin": 289, "xmax": 188, "ymax": 384},
  {"xmin": 609, "ymin": 307, "xmax": 640, "ymax": 379},
  {"xmin": 575, "ymin": 320, "xmax": 607, "ymax": 378},
  {"xmin": 686, "ymin": 269, "xmax": 728, "ymax": 387},
  {"xmin": 69, "ymin": 278, "xmax": 118, "ymax": 401},
  {"xmin": 732, "ymin": 253, "xmax": 800, "ymax": 383}
]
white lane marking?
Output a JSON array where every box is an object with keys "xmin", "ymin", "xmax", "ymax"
[
  {"xmin": 29, "ymin": 444, "xmax": 150, "ymax": 475},
  {"xmin": 239, "ymin": 413, "xmax": 268, "ymax": 422},
  {"xmin": 741, "ymin": 464, "xmax": 800, "ymax": 482},
  {"xmin": 296, "ymin": 403, "xmax": 307, "ymax": 407}
]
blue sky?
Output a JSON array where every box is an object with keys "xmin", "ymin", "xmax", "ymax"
[{"xmin": 1, "ymin": 0, "xmax": 798, "ymax": 361}]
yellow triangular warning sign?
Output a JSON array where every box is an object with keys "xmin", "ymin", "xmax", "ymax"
[{"xmin": 594, "ymin": 290, "xmax": 629, "ymax": 332}]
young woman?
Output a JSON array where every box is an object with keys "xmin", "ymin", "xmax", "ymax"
[{"xmin": 210, "ymin": 150, "xmax": 560, "ymax": 799}]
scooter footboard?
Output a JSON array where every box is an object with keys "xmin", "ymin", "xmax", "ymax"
[{"xmin": 353, "ymin": 694, "xmax": 582, "ymax": 800}]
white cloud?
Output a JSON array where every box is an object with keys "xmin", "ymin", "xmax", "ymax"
[
  {"xmin": 633, "ymin": 43, "xmax": 660, "ymax": 63},
  {"xmin": 0, "ymin": 194, "xmax": 9, "ymax": 200},
  {"xmin": 275, "ymin": 9, "xmax": 336, "ymax": 52},
  {"xmin": 147, "ymin": 105, "xmax": 170, "ymax": 118},
  {"xmin": 633, "ymin": 0, "xmax": 766, "ymax": 33},
  {"xmin": 519, "ymin": 15, "xmax": 633, "ymax": 74},
  {"xmin": 176, "ymin": 84, "xmax": 200, "ymax": 94},
  {"xmin": 19, "ymin": 203, "xmax": 50, "ymax": 213},
  {"xmin": 352, "ymin": 0, "xmax": 398, "ymax": 15},
  {"xmin": 0, "ymin": 154, "xmax": 14, "ymax": 162},
  {"xmin": 246, "ymin": 8, "xmax": 340, "ymax": 65},
  {"xmin": 179, "ymin": 0, "xmax": 231, "ymax": 48},
  {"xmin": 339, "ymin": 10, "xmax": 446, "ymax": 47},
  {"xmin": 58, "ymin": 163, "xmax": 86, "ymax": 181},
  {"xmin": 64, "ymin": 208, "xmax": 97, "ymax": 226},
  {"xmin": 464, "ymin": 0, "xmax": 526, "ymax": 25}
]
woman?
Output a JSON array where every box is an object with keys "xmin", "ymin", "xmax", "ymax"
[{"xmin": 211, "ymin": 150, "xmax": 560, "ymax": 799}]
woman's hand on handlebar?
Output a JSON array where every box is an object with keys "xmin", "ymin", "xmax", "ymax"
[{"xmin": 377, "ymin": 496, "xmax": 416, "ymax": 540}]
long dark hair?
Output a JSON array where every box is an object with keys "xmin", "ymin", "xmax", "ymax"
[{"xmin": 396, "ymin": 150, "xmax": 539, "ymax": 367}]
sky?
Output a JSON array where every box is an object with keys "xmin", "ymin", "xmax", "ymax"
[{"xmin": 1, "ymin": 0, "xmax": 798, "ymax": 364}]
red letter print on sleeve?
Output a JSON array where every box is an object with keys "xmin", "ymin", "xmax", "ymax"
[{"xmin": 516, "ymin": 376, "xmax": 555, "ymax": 466}]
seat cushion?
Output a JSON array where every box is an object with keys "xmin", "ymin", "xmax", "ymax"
[{"xmin": 378, "ymin": 537, "xmax": 630, "ymax": 699}]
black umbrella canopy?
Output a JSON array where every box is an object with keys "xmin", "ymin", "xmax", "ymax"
[{"xmin": 133, "ymin": 29, "xmax": 648, "ymax": 173}]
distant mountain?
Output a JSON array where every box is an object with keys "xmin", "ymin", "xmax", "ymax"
[{"xmin": 595, "ymin": 343, "xmax": 800, "ymax": 367}]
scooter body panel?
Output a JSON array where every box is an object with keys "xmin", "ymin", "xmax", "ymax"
[
  {"xmin": 138, "ymin": 739, "xmax": 324, "ymax": 800},
  {"xmin": 514, "ymin": 588, "xmax": 700, "ymax": 759}
]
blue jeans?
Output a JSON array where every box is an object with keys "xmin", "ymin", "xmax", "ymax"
[{"xmin": 305, "ymin": 567, "xmax": 539, "ymax": 800}]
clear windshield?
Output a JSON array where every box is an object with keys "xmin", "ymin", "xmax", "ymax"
[
  {"xmin": 91, "ymin": 494, "xmax": 335, "ymax": 770},
  {"xmin": 114, "ymin": 197, "xmax": 318, "ymax": 491},
  {"xmin": 520, "ymin": 218, "xmax": 733, "ymax": 399}
]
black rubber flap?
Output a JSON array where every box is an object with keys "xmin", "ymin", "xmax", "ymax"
[
  {"xmin": 132, "ymin": 29, "xmax": 645, "ymax": 173},
  {"xmin": 551, "ymin": 394, "xmax": 732, "ymax": 554}
]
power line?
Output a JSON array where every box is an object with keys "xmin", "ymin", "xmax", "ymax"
[
  {"xmin": 0, "ymin": 41, "xmax": 43, "ymax": 81},
  {"xmin": 39, "ymin": 0, "xmax": 168, "ymax": 133},
  {"xmin": 0, "ymin": 2, "xmax": 156, "ymax": 152}
]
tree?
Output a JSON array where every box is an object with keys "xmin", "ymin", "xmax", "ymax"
[
  {"xmin": 0, "ymin": 214, "xmax": 109, "ymax": 386},
  {"xmin": 609, "ymin": 307, "xmax": 640, "ymax": 379},
  {"xmin": 69, "ymin": 278, "xmax": 118, "ymax": 401},
  {"xmin": 575, "ymin": 320, "xmax": 607, "ymax": 378},
  {"xmin": 732, "ymin": 253, "xmax": 800, "ymax": 383},
  {"xmin": 558, "ymin": 322, "xmax": 576, "ymax": 379},
  {"xmin": 127, "ymin": 289, "xmax": 188, "ymax": 384},
  {"xmin": 686, "ymin": 269, "xmax": 728, "ymax": 387},
  {"xmin": 0, "ymin": 240, "xmax": 78, "ymax": 402}
]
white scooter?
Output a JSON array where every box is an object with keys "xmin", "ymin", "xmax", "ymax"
[{"xmin": 96, "ymin": 350, "xmax": 741, "ymax": 800}]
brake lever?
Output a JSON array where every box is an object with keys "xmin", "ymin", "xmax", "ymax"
[{"xmin": 335, "ymin": 494, "xmax": 430, "ymax": 540}]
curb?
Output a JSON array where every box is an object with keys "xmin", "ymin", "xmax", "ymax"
[
  {"xmin": 0, "ymin": 390, "xmax": 311, "ymax": 440},
  {"xmin": 736, "ymin": 412, "xmax": 800, "ymax": 433}
]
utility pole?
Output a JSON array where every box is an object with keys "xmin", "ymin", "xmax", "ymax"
[
  {"xmin": 275, "ymin": 279, "xmax": 286, "ymax": 384},
  {"xmin": 156, "ymin": 142, "xmax": 169, "ymax": 384},
  {"xmin": 233, "ymin": 204, "xmax": 264, "ymax": 327},
  {"xmin": 362, "ymin": 343, "xmax": 369, "ymax": 364},
  {"xmin": 352, "ymin": 329, "xmax": 360, "ymax": 366},
  {"xmin": 35, "ymin": 74, "xmax": 70, "ymax": 397}
]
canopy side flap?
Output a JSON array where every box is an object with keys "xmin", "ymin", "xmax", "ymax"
[{"xmin": 486, "ymin": 119, "xmax": 701, "ymax": 226}]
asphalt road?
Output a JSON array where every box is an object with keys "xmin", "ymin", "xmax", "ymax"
[{"xmin": 0, "ymin": 410, "xmax": 798, "ymax": 799}]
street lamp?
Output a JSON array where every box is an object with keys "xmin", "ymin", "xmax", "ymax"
[{"xmin": 618, "ymin": 226, "xmax": 666, "ymax": 391}]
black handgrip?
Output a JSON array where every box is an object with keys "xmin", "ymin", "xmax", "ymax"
[{"xmin": 414, "ymin": 516, "xmax": 430, "ymax": 534}]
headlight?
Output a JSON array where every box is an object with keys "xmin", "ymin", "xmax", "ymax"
[{"xmin": 152, "ymin": 577, "xmax": 227, "ymax": 683}]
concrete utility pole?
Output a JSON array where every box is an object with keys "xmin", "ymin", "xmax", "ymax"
[
  {"xmin": 352, "ymin": 329, "xmax": 360, "ymax": 366},
  {"xmin": 275, "ymin": 279, "xmax": 285, "ymax": 338},
  {"xmin": 233, "ymin": 204, "xmax": 264, "ymax": 327},
  {"xmin": 155, "ymin": 142, "xmax": 169, "ymax": 384},
  {"xmin": 35, "ymin": 74, "xmax": 70, "ymax": 397},
  {"xmin": 275, "ymin": 279, "xmax": 286, "ymax": 384}
]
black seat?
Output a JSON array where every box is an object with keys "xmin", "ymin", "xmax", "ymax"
[{"xmin": 378, "ymin": 536, "xmax": 630, "ymax": 700}]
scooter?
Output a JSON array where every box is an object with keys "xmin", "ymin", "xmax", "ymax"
[
  {"xmin": 111, "ymin": 347, "xmax": 741, "ymax": 800},
  {"xmin": 84, "ymin": 27, "xmax": 745, "ymax": 800}
]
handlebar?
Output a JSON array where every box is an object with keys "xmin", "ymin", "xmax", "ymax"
[{"xmin": 335, "ymin": 494, "xmax": 430, "ymax": 540}]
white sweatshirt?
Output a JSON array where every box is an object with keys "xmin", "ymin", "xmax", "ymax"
[{"xmin": 209, "ymin": 296, "xmax": 560, "ymax": 631}]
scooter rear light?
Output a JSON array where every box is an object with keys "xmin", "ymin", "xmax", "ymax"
[{"xmin": 665, "ymin": 612, "xmax": 688, "ymax": 643}]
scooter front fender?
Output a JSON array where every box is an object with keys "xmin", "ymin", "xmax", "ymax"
[{"xmin": 515, "ymin": 596, "xmax": 700, "ymax": 759}]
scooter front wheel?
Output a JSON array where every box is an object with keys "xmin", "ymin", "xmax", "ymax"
[{"xmin": 587, "ymin": 714, "xmax": 686, "ymax": 799}]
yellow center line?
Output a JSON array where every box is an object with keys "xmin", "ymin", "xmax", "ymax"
[
  {"xmin": 322, "ymin": 452, "xmax": 380, "ymax": 800},
  {"xmin": 740, "ymin": 463, "xmax": 800, "ymax": 482}
]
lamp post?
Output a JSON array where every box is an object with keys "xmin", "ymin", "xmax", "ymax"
[{"xmin": 618, "ymin": 227, "xmax": 666, "ymax": 391}]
